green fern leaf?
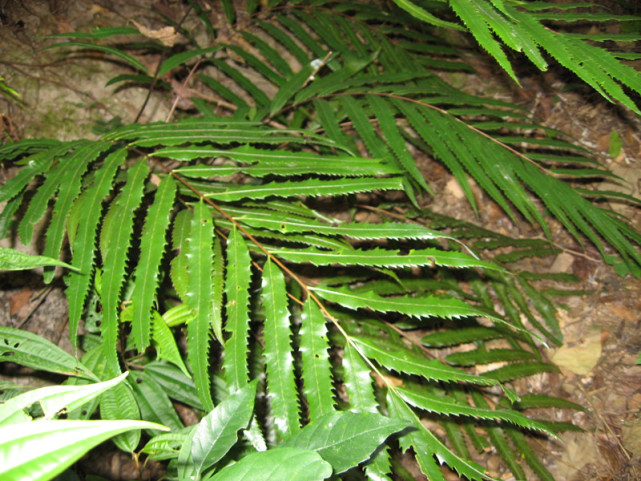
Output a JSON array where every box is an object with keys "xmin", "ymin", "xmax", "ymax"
[
  {"xmin": 262, "ymin": 258, "xmax": 300, "ymax": 442},
  {"xmin": 270, "ymin": 60, "xmax": 315, "ymax": 117},
  {"xmin": 446, "ymin": 348, "xmax": 538, "ymax": 366},
  {"xmin": 46, "ymin": 41, "xmax": 149, "ymax": 74},
  {"xmin": 211, "ymin": 58, "xmax": 270, "ymax": 108},
  {"xmin": 42, "ymin": 142, "xmax": 111, "ymax": 282},
  {"xmin": 368, "ymin": 94, "xmax": 431, "ymax": 192},
  {"xmin": 211, "ymin": 235, "xmax": 225, "ymax": 344},
  {"xmin": 165, "ymin": 146, "xmax": 398, "ymax": 176},
  {"xmin": 352, "ymin": 335, "xmax": 497, "ymax": 386},
  {"xmin": 99, "ymin": 159, "xmax": 148, "ymax": 374},
  {"xmin": 510, "ymin": 394, "xmax": 585, "ymax": 412},
  {"xmin": 0, "ymin": 191, "xmax": 23, "ymax": 239},
  {"xmin": 185, "ymin": 199, "xmax": 215, "ymax": 412},
  {"xmin": 311, "ymin": 285, "xmax": 499, "ymax": 321},
  {"xmin": 0, "ymin": 145, "xmax": 67, "ymax": 204},
  {"xmin": 342, "ymin": 342, "xmax": 378, "ymax": 412},
  {"xmin": 470, "ymin": 390, "xmax": 526, "ymax": 480},
  {"xmin": 393, "ymin": 0, "xmax": 465, "ymax": 30},
  {"xmin": 223, "ymin": 227, "xmax": 253, "ymax": 392},
  {"xmin": 18, "ymin": 149, "xmax": 74, "ymax": 245},
  {"xmin": 449, "ymin": 0, "xmax": 519, "ymax": 82},
  {"xmin": 338, "ymin": 342, "xmax": 394, "ymax": 480},
  {"xmin": 240, "ymin": 30, "xmax": 293, "ymax": 78},
  {"xmin": 482, "ymin": 361, "xmax": 560, "ymax": 382},
  {"xmin": 233, "ymin": 210, "xmax": 450, "ymax": 241},
  {"xmin": 299, "ymin": 299, "xmax": 335, "ymax": 421},
  {"xmin": 421, "ymin": 327, "xmax": 505, "ymax": 348},
  {"xmin": 396, "ymin": 387, "xmax": 552, "ymax": 434},
  {"xmin": 505, "ymin": 427, "xmax": 555, "ymax": 481},
  {"xmin": 66, "ymin": 148, "xmax": 127, "ymax": 345},
  {"xmin": 272, "ymin": 246, "xmax": 500, "ymax": 270},
  {"xmin": 158, "ymin": 47, "xmax": 221, "ymax": 77},
  {"xmin": 388, "ymin": 391, "xmax": 487, "ymax": 481},
  {"xmin": 130, "ymin": 176, "xmax": 176, "ymax": 351},
  {"xmin": 209, "ymin": 177, "xmax": 404, "ymax": 202},
  {"xmin": 223, "ymin": 43, "xmax": 286, "ymax": 87}
]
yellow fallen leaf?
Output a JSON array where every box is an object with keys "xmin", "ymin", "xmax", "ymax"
[
  {"xmin": 551, "ymin": 331, "xmax": 601, "ymax": 375},
  {"xmin": 131, "ymin": 20, "xmax": 179, "ymax": 47}
]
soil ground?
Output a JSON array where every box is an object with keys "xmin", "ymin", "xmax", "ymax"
[{"xmin": 1, "ymin": 1, "xmax": 641, "ymax": 480}]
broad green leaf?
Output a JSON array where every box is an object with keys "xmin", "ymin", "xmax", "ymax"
[
  {"xmin": 0, "ymin": 248, "xmax": 77, "ymax": 272},
  {"xmin": 99, "ymin": 380, "xmax": 141, "ymax": 452},
  {"xmin": 130, "ymin": 175, "xmax": 176, "ymax": 351},
  {"xmin": 178, "ymin": 381, "xmax": 257, "ymax": 480},
  {"xmin": 100, "ymin": 159, "xmax": 148, "ymax": 374},
  {"xmin": 0, "ymin": 419, "xmax": 166, "ymax": 481},
  {"xmin": 152, "ymin": 311, "xmax": 190, "ymax": 378},
  {"xmin": 262, "ymin": 258, "xmax": 300, "ymax": 441},
  {"xmin": 145, "ymin": 361, "xmax": 202, "ymax": 410},
  {"xmin": 142, "ymin": 432, "xmax": 188, "ymax": 461},
  {"xmin": 282, "ymin": 412, "xmax": 407, "ymax": 474},
  {"xmin": 0, "ymin": 326, "xmax": 93, "ymax": 380},
  {"xmin": 0, "ymin": 373, "xmax": 126, "ymax": 426},
  {"xmin": 208, "ymin": 448, "xmax": 332, "ymax": 481},
  {"xmin": 185, "ymin": 199, "xmax": 215, "ymax": 411},
  {"xmin": 128, "ymin": 372, "xmax": 183, "ymax": 433}
]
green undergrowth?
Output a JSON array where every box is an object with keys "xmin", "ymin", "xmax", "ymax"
[{"xmin": 1, "ymin": 1, "xmax": 640, "ymax": 480}]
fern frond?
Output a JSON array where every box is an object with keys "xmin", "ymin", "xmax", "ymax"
[
  {"xmin": 272, "ymin": 246, "xmax": 500, "ymax": 270},
  {"xmin": 299, "ymin": 299, "xmax": 335, "ymax": 421},
  {"xmin": 185, "ymin": 199, "xmax": 215, "ymax": 411},
  {"xmin": 351, "ymin": 335, "xmax": 496, "ymax": 386},
  {"xmin": 66, "ymin": 148, "xmax": 127, "ymax": 345},
  {"xmin": 262, "ymin": 258, "xmax": 300, "ymax": 442},
  {"xmin": 396, "ymin": 387, "xmax": 552, "ymax": 434},
  {"xmin": 312, "ymin": 285, "xmax": 500, "ymax": 322},
  {"xmin": 130, "ymin": 176, "xmax": 176, "ymax": 351},
  {"xmin": 222, "ymin": 227, "xmax": 253, "ymax": 392},
  {"xmin": 99, "ymin": 159, "xmax": 148, "ymax": 374},
  {"xmin": 388, "ymin": 391, "xmax": 488, "ymax": 481}
]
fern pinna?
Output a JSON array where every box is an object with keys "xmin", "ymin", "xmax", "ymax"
[{"xmin": 2, "ymin": 0, "xmax": 641, "ymax": 480}]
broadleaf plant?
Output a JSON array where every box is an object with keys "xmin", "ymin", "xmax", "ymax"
[{"xmin": 1, "ymin": 1, "xmax": 640, "ymax": 480}]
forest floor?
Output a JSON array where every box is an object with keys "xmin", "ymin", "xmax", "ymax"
[{"xmin": 1, "ymin": 1, "xmax": 641, "ymax": 480}]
